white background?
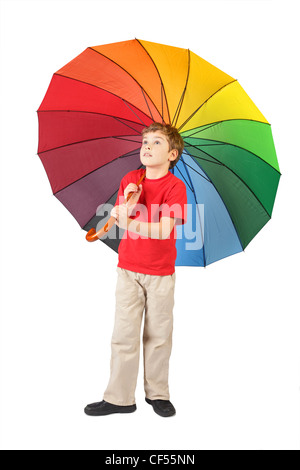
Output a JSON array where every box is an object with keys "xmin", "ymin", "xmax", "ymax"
[{"xmin": 1, "ymin": 0, "xmax": 299, "ymax": 450}]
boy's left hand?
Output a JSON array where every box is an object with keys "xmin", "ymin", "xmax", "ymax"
[{"xmin": 111, "ymin": 205, "xmax": 129, "ymax": 230}]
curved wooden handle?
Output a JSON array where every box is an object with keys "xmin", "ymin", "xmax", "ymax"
[
  {"xmin": 86, "ymin": 170, "xmax": 146, "ymax": 242},
  {"xmin": 85, "ymin": 216, "xmax": 116, "ymax": 242}
]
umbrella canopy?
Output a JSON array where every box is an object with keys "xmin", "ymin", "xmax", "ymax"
[{"xmin": 37, "ymin": 39, "xmax": 280, "ymax": 266}]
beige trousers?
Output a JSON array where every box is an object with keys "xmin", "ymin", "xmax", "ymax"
[{"xmin": 103, "ymin": 267, "xmax": 176, "ymax": 406}]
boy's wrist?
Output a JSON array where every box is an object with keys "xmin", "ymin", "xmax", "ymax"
[
  {"xmin": 127, "ymin": 216, "xmax": 133, "ymax": 228},
  {"xmin": 127, "ymin": 203, "xmax": 136, "ymax": 216}
]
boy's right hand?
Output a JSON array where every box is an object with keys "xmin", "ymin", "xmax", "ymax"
[{"xmin": 124, "ymin": 183, "xmax": 143, "ymax": 205}]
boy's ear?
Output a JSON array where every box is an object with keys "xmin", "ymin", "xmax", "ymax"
[{"xmin": 169, "ymin": 149, "xmax": 178, "ymax": 162}]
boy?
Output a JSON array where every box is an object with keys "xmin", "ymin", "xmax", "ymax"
[{"xmin": 84, "ymin": 123, "xmax": 187, "ymax": 417}]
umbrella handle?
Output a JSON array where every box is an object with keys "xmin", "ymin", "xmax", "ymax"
[{"xmin": 86, "ymin": 170, "xmax": 146, "ymax": 242}]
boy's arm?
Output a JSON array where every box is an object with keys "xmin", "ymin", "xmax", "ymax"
[
  {"xmin": 128, "ymin": 216, "xmax": 176, "ymax": 240},
  {"xmin": 112, "ymin": 205, "xmax": 175, "ymax": 240}
]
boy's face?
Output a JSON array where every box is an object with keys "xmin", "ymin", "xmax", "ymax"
[{"xmin": 140, "ymin": 131, "xmax": 178, "ymax": 170}]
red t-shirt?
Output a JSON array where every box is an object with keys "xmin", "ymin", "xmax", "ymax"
[{"xmin": 115, "ymin": 169, "xmax": 187, "ymax": 276}]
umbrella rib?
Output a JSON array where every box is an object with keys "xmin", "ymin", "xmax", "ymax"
[
  {"xmin": 186, "ymin": 142, "xmax": 273, "ymax": 218},
  {"xmin": 38, "ymin": 135, "xmax": 142, "ymax": 155},
  {"xmin": 161, "ymin": 83, "xmax": 164, "ymax": 124},
  {"xmin": 111, "ymin": 115, "xmax": 145, "ymax": 135},
  {"xmin": 140, "ymin": 87, "xmax": 154, "ymax": 121},
  {"xmin": 172, "ymin": 90, "xmax": 185, "ymax": 128},
  {"xmin": 182, "ymin": 119, "xmax": 273, "ymax": 139},
  {"xmin": 172, "ymin": 49, "xmax": 191, "ymax": 128},
  {"xmin": 182, "ymin": 121, "xmax": 221, "ymax": 137},
  {"xmin": 120, "ymin": 100, "xmax": 148, "ymax": 126},
  {"xmin": 54, "ymin": 73, "xmax": 151, "ymax": 125},
  {"xmin": 179, "ymin": 159, "xmax": 212, "ymax": 183},
  {"xmin": 88, "ymin": 46, "xmax": 164, "ymax": 124},
  {"xmin": 180, "ymin": 154, "xmax": 206, "ymax": 267},
  {"xmin": 37, "ymin": 109, "xmax": 148, "ymax": 128},
  {"xmin": 135, "ymin": 39, "xmax": 171, "ymax": 124},
  {"xmin": 54, "ymin": 150, "xmax": 141, "ymax": 196},
  {"xmin": 183, "ymin": 149, "xmax": 225, "ymax": 166},
  {"xmin": 177, "ymin": 79, "xmax": 237, "ymax": 132},
  {"xmin": 184, "ymin": 148, "xmax": 244, "ymax": 253},
  {"xmin": 191, "ymin": 142, "xmax": 224, "ymax": 147},
  {"xmin": 175, "ymin": 166, "xmax": 194, "ymax": 193},
  {"xmin": 184, "ymin": 140, "xmax": 227, "ymax": 167}
]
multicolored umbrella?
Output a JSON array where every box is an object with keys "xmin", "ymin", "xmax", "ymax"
[{"xmin": 37, "ymin": 39, "xmax": 280, "ymax": 266}]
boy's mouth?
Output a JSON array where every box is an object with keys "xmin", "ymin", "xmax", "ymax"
[{"xmin": 143, "ymin": 153, "xmax": 152, "ymax": 157}]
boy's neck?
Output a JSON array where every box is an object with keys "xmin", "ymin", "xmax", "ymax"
[{"xmin": 145, "ymin": 166, "xmax": 170, "ymax": 180}]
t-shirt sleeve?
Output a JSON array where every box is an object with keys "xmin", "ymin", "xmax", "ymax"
[{"xmin": 160, "ymin": 180, "xmax": 187, "ymax": 225}]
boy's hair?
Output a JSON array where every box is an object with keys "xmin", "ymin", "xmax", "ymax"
[{"xmin": 141, "ymin": 122, "xmax": 184, "ymax": 170}]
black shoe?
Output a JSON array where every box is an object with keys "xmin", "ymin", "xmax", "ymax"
[
  {"xmin": 145, "ymin": 397, "xmax": 176, "ymax": 417},
  {"xmin": 84, "ymin": 400, "xmax": 137, "ymax": 416}
]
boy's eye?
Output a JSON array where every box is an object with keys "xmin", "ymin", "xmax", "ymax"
[{"xmin": 142, "ymin": 139, "xmax": 160, "ymax": 145}]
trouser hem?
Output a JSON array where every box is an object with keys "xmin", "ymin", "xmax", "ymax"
[{"xmin": 103, "ymin": 395, "xmax": 136, "ymax": 407}]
